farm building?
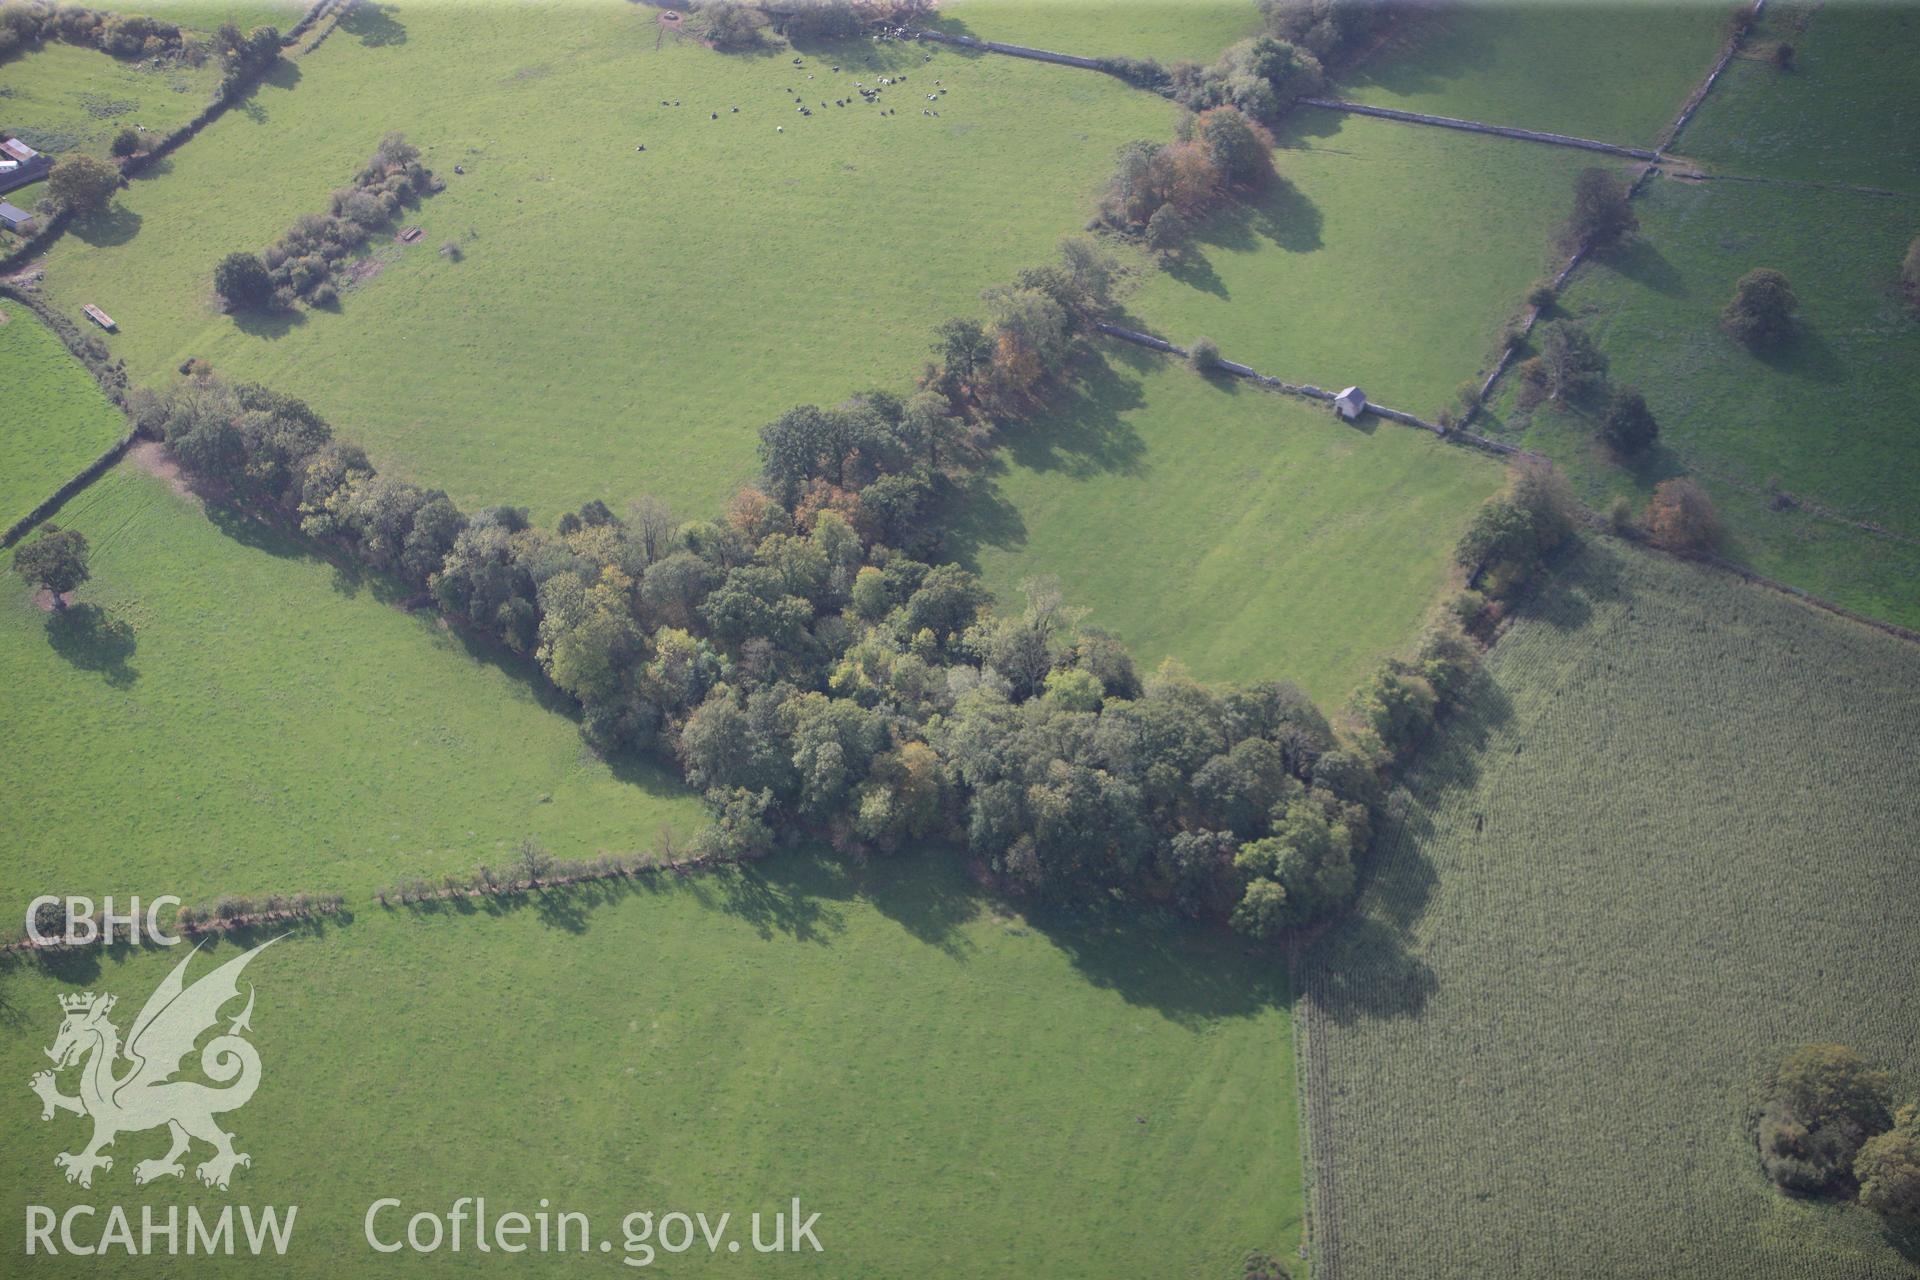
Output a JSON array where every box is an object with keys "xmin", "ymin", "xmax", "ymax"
[
  {"xmin": 0, "ymin": 137, "xmax": 51, "ymax": 195},
  {"xmin": 1334, "ymin": 386, "xmax": 1368, "ymax": 421},
  {"xmin": 81, "ymin": 304, "xmax": 115, "ymax": 331},
  {"xmin": 0, "ymin": 201, "xmax": 31, "ymax": 232}
]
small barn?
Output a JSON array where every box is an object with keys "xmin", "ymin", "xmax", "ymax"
[
  {"xmin": 0, "ymin": 201, "xmax": 31, "ymax": 232},
  {"xmin": 1333, "ymin": 386, "xmax": 1368, "ymax": 421},
  {"xmin": 0, "ymin": 137, "xmax": 50, "ymax": 196},
  {"xmin": 82, "ymin": 304, "xmax": 116, "ymax": 332}
]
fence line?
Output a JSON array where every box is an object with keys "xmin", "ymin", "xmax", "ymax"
[
  {"xmin": 1094, "ymin": 322, "xmax": 1529, "ymax": 459},
  {"xmin": 1296, "ymin": 99, "xmax": 1659, "ymax": 160},
  {"xmin": 1657, "ymin": 0, "xmax": 1769, "ymax": 153},
  {"xmin": 905, "ymin": 28, "xmax": 1110, "ymax": 73}
]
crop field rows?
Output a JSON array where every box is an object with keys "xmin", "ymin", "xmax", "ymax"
[{"xmin": 1298, "ymin": 539, "xmax": 1920, "ymax": 1279}]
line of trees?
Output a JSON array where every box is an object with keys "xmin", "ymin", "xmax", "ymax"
[
  {"xmin": 125, "ymin": 232, "xmax": 1420, "ymax": 941},
  {"xmin": 214, "ymin": 132, "xmax": 437, "ymax": 313},
  {"xmin": 0, "ymin": 1, "xmax": 191, "ymax": 61},
  {"xmin": 0, "ymin": 5, "xmax": 282, "ymax": 97},
  {"xmin": 687, "ymin": 0, "xmax": 934, "ymax": 51},
  {"xmin": 1103, "ymin": 0, "xmax": 1394, "ymax": 105}
]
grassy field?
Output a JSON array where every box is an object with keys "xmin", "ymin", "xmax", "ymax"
[
  {"xmin": 1336, "ymin": 1, "xmax": 1727, "ymax": 146},
  {"xmin": 30, "ymin": 0, "xmax": 1177, "ymax": 522},
  {"xmin": 1299, "ymin": 538, "xmax": 1920, "ymax": 1280},
  {"xmin": 0, "ymin": 850, "xmax": 1302, "ymax": 1277},
  {"xmin": 957, "ymin": 344, "xmax": 1500, "ymax": 706},
  {"xmin": 1484, "ymin": 174, "xmax": 1920, "ymax": 629},
  {"xmin": 942, "ymin": 0, "xmax": 1261, "ymax": 65},
  {"xmin": 0, "ymin": 462, "xmax": 705, "ymax": 917},
  {"xmin": 1675, "ymin": 0, "xmax": 1920, "ymax": 194},
  {"xmin": 1123, "ymin": 111, "xmax": 1616, "ymax": 419},
  {"xmin": 0, "ymin": 304, "xmax": 126, "ymax": 532},
  {"xmin": 0, "ymin": 41, "xmax": 221, "ymax": 161}
]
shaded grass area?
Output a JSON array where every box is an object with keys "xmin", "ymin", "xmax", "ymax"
[
  {"xmin": 1484, "ymin": 175, "xmax": 1920, "ymax": 628},
  {"xmin": 942, "ymin": 0, "xmax": 1262, "ymax": 65},
  {"xmin": 32, "ymin": 0, "xmax": 1177, "ymax": 521},
  {"xmin": 1336, "ymin": 1, "xmax": 1727, "ymax": 147},
  {"xmin": 0, "ymin": 462, "xmax": 706, "ymax": 915},
  {"xmin": 1676, "ymin": 0, "xmax": 1920, "ymax": 194},
  {"xmin": 0, "ymin": 302, "xmax": 127, "ymax": 531},
  {"xmin": 1300, "ymin": 538, "xmax": 1920, "ymax": 1280},
  {"xmin": 0, "ymin": 41, "xmax": 222, "ymax": 161},
  {"xmin": 0, "ymin": 849, "xmax": 1301, "ymax": 1277},
  {"xmin": 85, "ymin": 0, "xmax": 307, "ymax": 33},
  {"xmin": 1125, "ymin": 111, "xmax": 1614, "ymax": 418},
  {"xmin": 956, "ymin": 345, "xmax": 1499, "ymax": 706}
]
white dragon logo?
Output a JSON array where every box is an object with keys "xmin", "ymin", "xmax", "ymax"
[{"xmin": 28, "ymin": 939, "xmax": 276, "ymax": 1191}]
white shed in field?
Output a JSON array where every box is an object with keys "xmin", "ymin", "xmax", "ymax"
[{"xmin": 1333, "ymin": 386, "xmax": 1367, "ymax": 421}]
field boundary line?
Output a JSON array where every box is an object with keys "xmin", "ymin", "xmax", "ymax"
[
  {"xmin": 0, "ymin": 282, "xmax": 143, "ymax": 546},
  {"xmin": 1094, "ymin": 323, "xmax": 1920, "ymax": 652},
  {"xmin": 1093, "ymin": 322, "xmax": 1540, "ymax": 463},
  {"xmin": 1, "ymin": 431, "xmax": 138, "ymax": 549},
  {"xmin": 905, "ymin": 27, "xmax": 1112, "ymax": 74},
  {"xmin": 1470, "ymin": 0, "xmax": 1770, "ymax": 408},
  {"xmin": 1294, "ymin": 99, "xmax": 1659, "ymax": 160},
  {"xmin": 1657, "ymin": 0, "xmax": 1770, "ymax": 153},
  {"xmin": 0, "ymin": 10, "xmax": 322, "ymax": 279}
]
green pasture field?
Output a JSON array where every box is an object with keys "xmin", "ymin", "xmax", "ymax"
[
  {"xmin": 0, "ymin": 303, "xmax": 126, "ymax": 532},
  {"xmin": 88, "ymin": 0, "xmax": 308, "ymax": 32},
  {"xmin": 0, "ymin": 462, "xmax": 705, "ymax": 918},
  {"xmin": 30, "ymin": 0, "xmax": 1178, "ymax": 523},
  {"xmin": 1485, "ymin": 174, "xmax": 1920, "ymax": 629},
  {"xmin": 1299, "ymin": 538, "xmax": 1920, "ymax": 1280},
  {"xmin": 1675, "ymin": 0, "xmax": 1920, "ymax": 194},
  {"xmin": 0, "ymin": 850, "xmax": 1302, "ymax": 1277},
  {"xmin": 956, "ymin": 344, "xmax": 1499, "ymax": 706},
  {"xmin": 942, "ymin": 0, "xmax": 1262, "ymax": 66},
  {"xmin": 1122, "ymin": 111, "xmax": 1615, "ymax": 417},
  {"xmin": 1335, "ymin": 0, "xmax": 1727, "ymax": 147},
  {"xmin": 0, "ymin": 41, "xmax": 221, "ymax": 161}
]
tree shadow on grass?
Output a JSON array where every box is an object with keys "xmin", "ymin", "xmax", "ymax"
[
  {"xmin": 1163, "ymin": 248, "xmax": 1228, "ymax": 299},
  {"xmin": 341, "ymin": 2, "xmax": 407, "ymax": 48},
  {"xmin": 1601, "ymin": 237, "xmax": 1687, "ymax": 297},
  {"xmin": 6, "ymin": 915, "xmax": 341, "ymax": 992},
  {"xmin": 1299, "ymin": 639, "xmax": 1537, "ymax": 1027},
  {"xmin": 1026, "ymin": 901, "xmax": 1292, "ymax": 1028},
  {"xmin": 995, "ymin": 349, "xmax": 1148, "ymax": 480},
  {"xmin": 1750, "ymin": 324, "xmax": 1846, "ymax": 386},
  {"xmin": 70, "ymin": 205, "xmax": 140, "ymax": 248},
  {"xmin": 935, "ymin": 351, "xmax": 1148, "ymax": 570},
  {"xmin": 232, "ymin": 305, "xmax": 306, "ymax": 341},
  {"xmin": 44, "ymin": 603, "xmax": 137, "ymax": 687}
]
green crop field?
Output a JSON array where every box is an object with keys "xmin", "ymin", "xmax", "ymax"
[
  {"xmin": 1122, "ymin": 111, "xmax": 1617, "ymax": 418},
  {"xmin": 30, "ymin": 0, "xmax": 1177, "ymax": 522},
  {"xmin": 958, "ymin": 344, "xmax": 1499, "ymax": 705},
  {"xmin": 0, "ymin": 304, "xmax": 126, "ymax": 531},
  {"xmin": 1676, "ymin": 0, "xmax": 1920, "ymax": 194},
  {"xmin": 1484, "ymin": 173, "xmax": 1920, "ymax": 629},
  {"xmin": 1298, "ymin": 539, "xmax": 1920, "ymax": 1280},
  {"xmin": 943, "ymin": 0, "xmax": 1262, "ymax": 66},
  {"xmin": 0, "ymin": 462, "xmax": 705, "ymax": 916},
  {"xmin": 1335, "ymin": 1, "xmax": 1727, "ymax": 147},
  {"xmin": 0, "ymin": 850, "xmax": 1301, "ymax": 1277},
  {"xmin": 0, "ymin": 41, "xmax": 221, "ymax": 161}
]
